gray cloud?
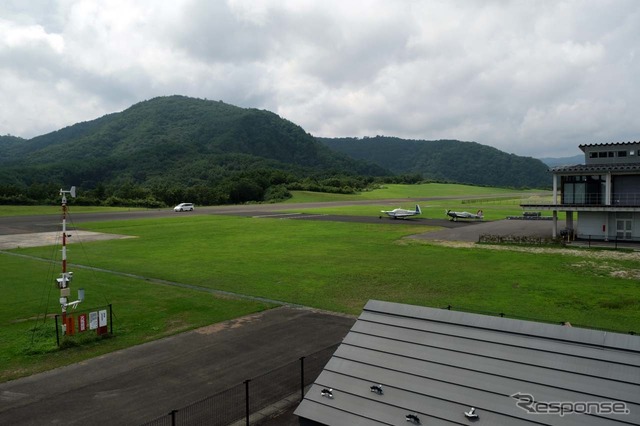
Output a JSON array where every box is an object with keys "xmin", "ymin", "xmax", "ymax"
[{"xmin": 1, "ymin": 0, "xmax": 639, "ymax": 158}]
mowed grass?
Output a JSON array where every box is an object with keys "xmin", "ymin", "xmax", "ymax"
[
  {"xmin": 0, "ymin": 183, "xmax": 635, "ymax": 382},
  {"xmin": 286, "ymin": 183, "xmax": 554, "ymax": 220},
  {"xmin": 0, "ymin": 205, "xmax": 146, "ymax": 217},
  {"xmin": 10, "ymin": 215, "xmax": 639, "ymax": 330},
  {"xmin": 0, "ymin": 252, "xmax": 272, "ymax": 382},
  {"xmin": 287, "ymin": 182, "xmax": 547, "ymax": 202}
]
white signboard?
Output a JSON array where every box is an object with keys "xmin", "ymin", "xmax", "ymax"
[
  {"xmin": 99, "ymin": 310, "xmax": 108, "ymax": 327},
  {"xmin": 89, "ymin": 311, "xmax": 98, "ymax": 330}
]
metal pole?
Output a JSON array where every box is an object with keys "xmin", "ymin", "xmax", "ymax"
[
  {"xmin": 300, "ymin": 356, "xmax": 305, "ymax": 401},
  {"xmin": 109, "ymin": 304, "xmax": 113, "ymax": 335},
  {"xmin": 244, "ymin": 379, "xmax": 250, "ymax": 426},
  {"xmin": 61, "ymin": 198, "xmax": 68, "ymax": 334}
]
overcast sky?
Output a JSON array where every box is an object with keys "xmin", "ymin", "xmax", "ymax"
[{"xmin": 1, "ymin": 0, "xmax": 639, "ymax": 158}]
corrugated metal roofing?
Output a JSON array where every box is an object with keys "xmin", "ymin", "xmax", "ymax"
[{"xmin": 295, "ymin": 300, "xmax": 640, "ymax": 425}]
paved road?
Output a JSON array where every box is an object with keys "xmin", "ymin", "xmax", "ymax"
[{"xmin": 0, "ymin": 307, "xmax": 355, "ymax": 426}]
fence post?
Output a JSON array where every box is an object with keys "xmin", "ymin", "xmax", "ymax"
[
  {"xmin": 244, "ymin": 379, "xmax": 251, "ymax": 426},
  {"xmin": 109, "ymin": 304, "xmax": 113, "ymax": 335},
  {"xmin": 170, "ymin": 409, "xmax": 178, "ymax": 426},
  {"xmin": 300, "ymin": 356, "xmax": 305, "ymax": 401}
]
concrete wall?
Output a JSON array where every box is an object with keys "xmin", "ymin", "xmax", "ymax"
[{"xmin": 577, "ymin": 211, "xmax": 638, "ymax": 240}]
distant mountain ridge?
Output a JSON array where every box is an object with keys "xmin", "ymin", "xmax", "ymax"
[
  {"xmin": 318, "ymin": 136, "xmax": 550, "ymax": 189},
  {"xmin": 0, "ymin": 96, "xmax": 552, "ymax": 206},
  {"xmin": 538, "ymin": 155, "xmax": 583, "ymax": 167},
  {"xmin": 0, "ymin": 96, "xmax": 387, "ymax": 190}
]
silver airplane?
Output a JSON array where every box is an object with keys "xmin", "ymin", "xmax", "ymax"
[
  {"xmin": 381, "ymin": 204, "xmax": 422, "ymax": 219},
  {"xmin": 446, "ymin": 209, "xmax": 483, "ymax": 221}
]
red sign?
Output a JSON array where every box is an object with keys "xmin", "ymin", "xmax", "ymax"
[{"xmin": 78, "ymin": 314, "xmax": 87, "ymax": 332}]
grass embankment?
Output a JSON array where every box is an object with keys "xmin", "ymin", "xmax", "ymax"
[{"xmin": 286, "ymin": 182, "xmax": 547, "ymax": 203}]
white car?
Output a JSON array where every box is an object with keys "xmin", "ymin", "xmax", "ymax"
[{"xmin": 174, "ymin": 203, "xmax": 194, "ymax": 212}]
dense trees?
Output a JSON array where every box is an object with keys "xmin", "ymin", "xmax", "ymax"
[
  {"xmin": 0, "ymin": 97, "xmax": 550, "ymax": 207},
  {"xmin": 0, "ymin": 97, "xmax": 389, "ymax": 206},
  {"xmin": 319, "ymin": 136, "xmax": 551, "ymax": 189}
]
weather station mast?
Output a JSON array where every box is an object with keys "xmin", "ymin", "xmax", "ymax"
[{"xmin": 57, "ymin": 186, "xmax": 84, "ymax": 336}]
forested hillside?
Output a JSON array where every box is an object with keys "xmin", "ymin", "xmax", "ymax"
[
  {"xmin": 0, "ymin": 96, "xmax": 551, "ymax": 207},
  {"xmin": 318, "ymin": 136, "xmax": 550, "ymax": 189},
  {"xmin": 0, "ymin": 96, "xmax": 388, "ymax": 206}
]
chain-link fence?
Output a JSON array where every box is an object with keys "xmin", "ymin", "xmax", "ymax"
[{"xmin": 141, "ymin": 343, "xmax": 338, "ymax": 426}]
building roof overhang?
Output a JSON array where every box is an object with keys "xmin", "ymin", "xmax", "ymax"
[
  {"xmin": 551, "ymin": 163, "xmax": 640, "ymax": 174},
  {"xmin": 579, "ymin": 141, "xmax": 640, "ymax": 152}
]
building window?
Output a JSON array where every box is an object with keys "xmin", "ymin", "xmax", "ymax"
[
  {"xmin": 598, "ymin": 152, "xmax": 607, "ymax": 158},
  {"xmin": 608, "ymin": 151, "xmax": 615, "ymax": 157},
  {"xmin": 589, "ymin": 152, "xmax": 598, "ymax": 158},
  {"xmin": 618, "ymin": 151, "xmax": 627, "ymax": 157}
]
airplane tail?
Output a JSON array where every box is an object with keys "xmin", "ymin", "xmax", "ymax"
[
  {"xmin": 415, "ymin": 205, "xmax": 422, "ymax": 214},
  {"xmin": 477, "ymin": 209, "xmax": 484, "ymax": 218}
]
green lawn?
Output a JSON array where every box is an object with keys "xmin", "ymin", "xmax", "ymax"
[
  {"xmin": 1, "ymin": 184, "xmax": 635, "ymax": 383},
  {"xmin": 287, "ymin": 182, "xmax": 548, "ymax": 203},
  {"xmin": 10, "ymin": 215, "xmax": 638, "ymax": 327},
  {"xmin": 0, "ymin": 205, "xmax": 146, "ymax": 217},
  {"xmin": 0, "ymin": 252, "xmax": 272, "ymax": 382}
]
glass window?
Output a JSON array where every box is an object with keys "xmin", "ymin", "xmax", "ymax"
[
  {"xmin": 598, "ymin": 152, "xmax": 607, "ymax": 158},
  {"xmin": 618, "ymin": 151, "xmax": 627, "ymax": 157},
  {"xmin": 589, "ymin": 152, "xmax": 598, "ymax": 158}
]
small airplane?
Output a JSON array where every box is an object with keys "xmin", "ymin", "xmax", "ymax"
[
  {"xmin": 380, "ymin": 204, "xmax": 422, "ymax": 219},
  {"xmin": 446, "ymin": 209, "xmax": 483, "ymax": 221}
]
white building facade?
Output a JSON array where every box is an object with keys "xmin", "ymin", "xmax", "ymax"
[{"xmin": 526, "ymin": 142, "xmax": 640, "ymax": 241}]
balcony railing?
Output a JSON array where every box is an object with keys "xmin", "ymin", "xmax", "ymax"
[{"xmin": 559, "ymin": 192, "xmax": 640, "ymax": 207}]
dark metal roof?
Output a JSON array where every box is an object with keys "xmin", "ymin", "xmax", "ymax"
[
  {"xmin": 579, "ymin": 141, "xmax": 640, "ymax": 152},
  {"xmin": 295, "ymin": 300, "xmax": 640, "ymax": 425},
  {"xmin": 550, "ymin": 163, "xmax": 640, "ymax": 173}
]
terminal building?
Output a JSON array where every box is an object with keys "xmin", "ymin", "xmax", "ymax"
[{"xmin": 524, "ymin": 141, "xmax": 640, "ymax": 241}]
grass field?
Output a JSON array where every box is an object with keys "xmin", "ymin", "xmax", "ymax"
[
  {"xmin": 286, "ymin": 182, "xmax": 547, "ymax": 202},
  {"xmin": 0, "ymin": 183, "xmax": 636, "ymax": 383},
  {"xmin": 0, "ymin": 205, "xmax": 145, "ymax": 217}
]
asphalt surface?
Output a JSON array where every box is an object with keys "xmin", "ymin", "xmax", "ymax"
[
  {"xmin": 0, "ymin": 307, "xmax": 355, "ymax": 426},
  {"xmin": 0, "ymin": 201, "xmax": 559, "ymax": 425}
]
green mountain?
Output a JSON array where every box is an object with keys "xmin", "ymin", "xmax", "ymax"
[
  {"xmin": 0, "ymin": 96, "xmax": 388, "ymax": 202},
  {"xmin": 318, "ymin": 136, "xmax": 550, "ymax": 189}
]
